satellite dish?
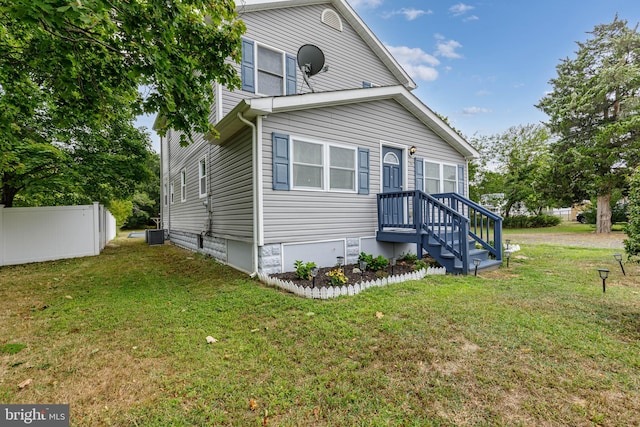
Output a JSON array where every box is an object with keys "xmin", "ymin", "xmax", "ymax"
[{"xmin": 297, "ymin": 44, "xmax": 326, "ymax": 92}]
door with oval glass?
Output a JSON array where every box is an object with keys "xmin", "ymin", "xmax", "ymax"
[{"xmin": 382, "ymin": 147, "xmax": 403, "ymax": 224}]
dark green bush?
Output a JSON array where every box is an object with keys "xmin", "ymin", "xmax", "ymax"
[
  {"xmin": 624, "ymin": 167, "xmax": 640, "ymax": 260},
  {"xmin": 503, "ymin": 214, "xmax": 561, "ymax": 229}
]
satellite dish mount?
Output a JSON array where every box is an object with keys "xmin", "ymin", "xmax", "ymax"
[{"xmin": 297, "ymin": 44, "xmax": 326, "ymax": 93}]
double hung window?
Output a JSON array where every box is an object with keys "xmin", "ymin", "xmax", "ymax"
[
  {"xmin": 292, "ymin": 139, "xmax": 356, "ymax": 192},
  {"xmin": 424, "ymin": 161, "xmax": 458, "ymax": 194}
]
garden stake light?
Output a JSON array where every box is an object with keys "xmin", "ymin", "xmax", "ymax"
[
  {"xmin": 613, "ymin": 253, "xmax": 626, "ymax": 276},
  {"xmin": 336, "ymin": 256, "xmax": 344, "ymax": 272},
  {"xmin": 505, "ymin": 239, "xmax": 511, "ymax": 250},
  {"xmin": 359, "ymin": 260, "xmax": 367, "ymax": 280},
  {"xmin": 598, "ymin": 268, "xmax": 609, "ymax": 293},
  {"xmin": 505, "ymin": 250, "xmax": 511, "ymax": 268},
  {"xmin": 310, "ymin": 266, "xmax": 319, "ymax": 288},
  {"xmin": 390, "ymin": 257, "xmax": 396, "ymax": 275},
  {"xmin": 473, "ymin": 258, "xmax": 481, "ymax": 276}
]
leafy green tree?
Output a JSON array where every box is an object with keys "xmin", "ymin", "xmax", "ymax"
[
  {"xmin": 470, "ymin": 124, "xmax": 554, "ymax": 216},
  {"xmin": 537, "ymin": 17, "xmax": 640, "ymax": 233},
  {"xmin": 124, "ymin": 153, "xmax": 161, "ymax": 229},
  {"xmin": 1, "ymin": 0, "xmax": 245, "ymax": 206}
]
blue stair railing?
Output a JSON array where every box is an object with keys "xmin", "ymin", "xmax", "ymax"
[
  {"xmin": 377, "ymin": 190, "xmax": 502, "ymax": 275},
  {"xmin": 431, "ymin": 192, "xmax": 503, "ymax": 261}
]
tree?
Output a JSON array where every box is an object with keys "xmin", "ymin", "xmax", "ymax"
[
  {"xmin": 470, "ymin": 124, "xmax": 554, "ymax": 216},
  {"xmin": 537, "ymin": 17, "xmax": 640, "ymax": 233},
  {"xmin": 1, "ymin": 0, "xmax": 245, "ymax": 205}
]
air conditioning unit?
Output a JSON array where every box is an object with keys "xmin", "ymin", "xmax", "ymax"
[{"xmin": 146, "ymin": 229, "xmax": 165, "ymax": 246}]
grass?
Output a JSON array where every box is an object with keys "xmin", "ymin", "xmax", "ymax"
[
  {"xmin": 1, "ymin": 232, "xmax": 640, "ymax": 426},
  {"xmin": 504, "ymin": 221, "xmax": 626, "ymax": 234}
]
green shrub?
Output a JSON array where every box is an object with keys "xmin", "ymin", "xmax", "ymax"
[
  {"xmin": 293, "ymin": 260, "xmax": 317, "ymax": 280},
  {"xmin": 358, "ymin": 252, "xmax": 389, "ymax": 271},
  {"xmin": 503, "ymin": 214, "xmax": 561, "ymax": 229},
  {"xmin": 624, "ymin": 167, "xmax": 640, "ymax": 260}
]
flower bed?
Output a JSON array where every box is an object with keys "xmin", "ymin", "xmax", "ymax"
[{"xmin": 260, "ymin": 261, "xmax": 446, "ymax": 299}]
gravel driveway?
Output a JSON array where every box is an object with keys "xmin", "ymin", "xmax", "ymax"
[{"xmin": 504, "ymin": 231, "xmax": 626, "ymax": 249}]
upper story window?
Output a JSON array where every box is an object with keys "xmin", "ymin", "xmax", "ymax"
[
  {"xmin": 292, "ymin": 138, "xmax": 356, "ymax": 192},
  {"xmin": 242, "ymin": 39, "xmax": 297, "ymax": 96},
  {"xmin": 180, "ymin": 169, "xmax": 187, "ymax": 202},
  {"xmin": 198, "ymin": 158, "xmax": 207, "ymax": 198}
]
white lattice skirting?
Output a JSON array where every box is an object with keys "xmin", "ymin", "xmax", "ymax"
[{"xmin": 258, "ymin": 266, "xmax": 447, "ymax": 300}]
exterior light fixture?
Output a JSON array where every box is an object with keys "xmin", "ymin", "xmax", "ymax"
[
  {"xmin": 613, "ymin": 253, "xmax": 626, "ymax": 276},
  {"xmin": 505, "ymin": 239, "xmax": 511, "ymax": 250},
  {"xmin": 359, "ymin": 260, "xmax": 367, "ymax": 279},
  {"xmin": 504, "ymin": 250, "xmax": 512, "ymax": 268},
  {"xmin": 390, "ymin": 257, "xmax": 396, "ymax": 275},
  {"xmin": 473, "ymin": 258, "xmax": 481, "ymax": 276},
  {"xmin": 409, "ymin": 146, "xmax": 417, "ymax": 156},
  {"xmin": 597, "ymin": 268, "xmax": 609, "ymax": 293},
  {"xmin": 336, "ymin": 256, "xmax": 344, "ymax": 272},
  {"xmin": 310, "ymin": 266, "xmax": 319, "ymax": 288}
]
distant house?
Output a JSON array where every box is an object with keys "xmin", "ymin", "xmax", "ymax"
[{"xmin": 157, "ymin": 0, "xmax": 502, "ymax": 276}]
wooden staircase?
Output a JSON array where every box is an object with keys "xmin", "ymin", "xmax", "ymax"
[{"xmin": 376, "ymin": 191, "xmax": 503, "ymax": 275}]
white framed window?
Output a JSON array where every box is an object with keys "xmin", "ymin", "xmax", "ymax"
[
  {"xmin": 180, "ymin": 169, "xmax": 187, "ymax": 202},
  {"xmin": 170, "ymin": 182, "xmax": 175, "ymax": 204},
  {"xmin": 242, "ymin": 39, "xmax": 296, "ymax": 96},
  {"xmin": 257, "ymin": 44, "xmax": 285, "ymax": 96},
  {"xmin": 198, "ymin": 158, "xmax": 207, "ymax": 198},
  {"xmin": 291, "ymin": 138, "xmax": 356, "ymax": 192},
  {"xmin": 424, "ymin": 160, "xmax": 458, "ymax": 194}
]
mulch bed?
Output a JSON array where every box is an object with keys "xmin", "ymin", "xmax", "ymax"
[{"xmin": 271, "ymin": 260, "xmax": 432, "ymax": 289}]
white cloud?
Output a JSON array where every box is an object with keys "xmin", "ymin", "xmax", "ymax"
[
  {"xmin": 403, "ymin": 65, "xmax": 439, "ymax": 81},
  {"xmin": 462, "ymin": 107, "xmax": 492, "ymax": 115},
  {"xmin": 463, "ymin": 15, "xmax": 479, "ymax": 22},
  {"xmin": 449, "ymin": 3, "xmax": 474, "ymax": 16},
  {"xmin": 435, "ymin": 39, "xmax": 463, "ymax": 59},
  {"xmin": 383, "ymin": 8, "xmax": 432, "ymax": 21},
  {"xmin": 349, "ymin": 0, "xmax": 383, "ymax": 8},
  {"xmin": 386, "ymin": 44, "xmax": 440, "ymax": 81}
]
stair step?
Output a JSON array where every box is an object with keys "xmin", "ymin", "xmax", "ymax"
[{"xmin": 454, "ymin": 259, "xmax": 502, "ymax": 273}]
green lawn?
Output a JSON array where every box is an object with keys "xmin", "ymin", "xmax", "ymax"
[{"xmin": 1, "ymin": 233, "xmax": 639, "ymax": 426}]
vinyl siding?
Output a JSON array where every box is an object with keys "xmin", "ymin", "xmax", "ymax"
[
  {"xmin": 165, "ymin": 129, "xmax": 210, "ymax": 234},
  {"xmin": 163, "ymin": 127, "xmax": 254, "ymax": 239},
  {"xmin": 223, "ymin": 3, "xmax": 400, "ymax": 116},
  {"xmin": 209, "ymin": 128, "xmax": 254, "ymax": 241},
  {"xmin": 261, "ymin": 99, "xmax": 466, "ymax": 244}
]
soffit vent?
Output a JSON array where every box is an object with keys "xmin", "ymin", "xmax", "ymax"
[{"xmin": 321, "ymin": 9, "xmax": 343, "ymax": 32}]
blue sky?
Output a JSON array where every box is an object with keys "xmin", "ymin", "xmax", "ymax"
[
  {"xmin": 350, "ymin": 0, "xmax": 640, "ymax": 139},
  {"xmin": 138, "ymin": 0, "xmax": 640, "ymax": 152}
]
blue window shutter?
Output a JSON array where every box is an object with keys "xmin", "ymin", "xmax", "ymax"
[
  {"xmin": 241, "ymin": 39, "xmax": 255, "ymax": 93},
  {"xmin": 362, "ymin": 81, "xmax": 372, "ymax": 88},
  {"xmin": 286, "ymin": 54, "xmax": 297, "ymax": 95},
  {"xmin": 415, "ymin": 158, "xmax": 424, "ymax": 191},
  {"xmin": 272, "ymin": 133, "xmax": 290, "ymax": 190},
  {"xmin": 358, "ymin": 148, "xmax": 370, "ymax": 195},
  {"xmin": 458, "ymin": 164, "xmax": 465, "ymax": 197}
]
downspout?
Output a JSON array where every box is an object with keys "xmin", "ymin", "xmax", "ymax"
[{"xmin": 237, "ymin": 112, "xmax": 260, "ymax": 276}]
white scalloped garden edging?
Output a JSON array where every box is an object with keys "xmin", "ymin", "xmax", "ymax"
[{"xmin": 258, "ymin": 266, "xmax": 446, "ymax": 300}]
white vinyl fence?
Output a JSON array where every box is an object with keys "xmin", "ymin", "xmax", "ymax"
[{"xmin": 0, "ymin": 203, "xmax": 116, "ymax": 266}]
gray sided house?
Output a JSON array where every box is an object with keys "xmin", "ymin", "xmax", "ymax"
[{"xmin": 157, "ymin": 0, "xmax": 503, "ymax": 276}]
